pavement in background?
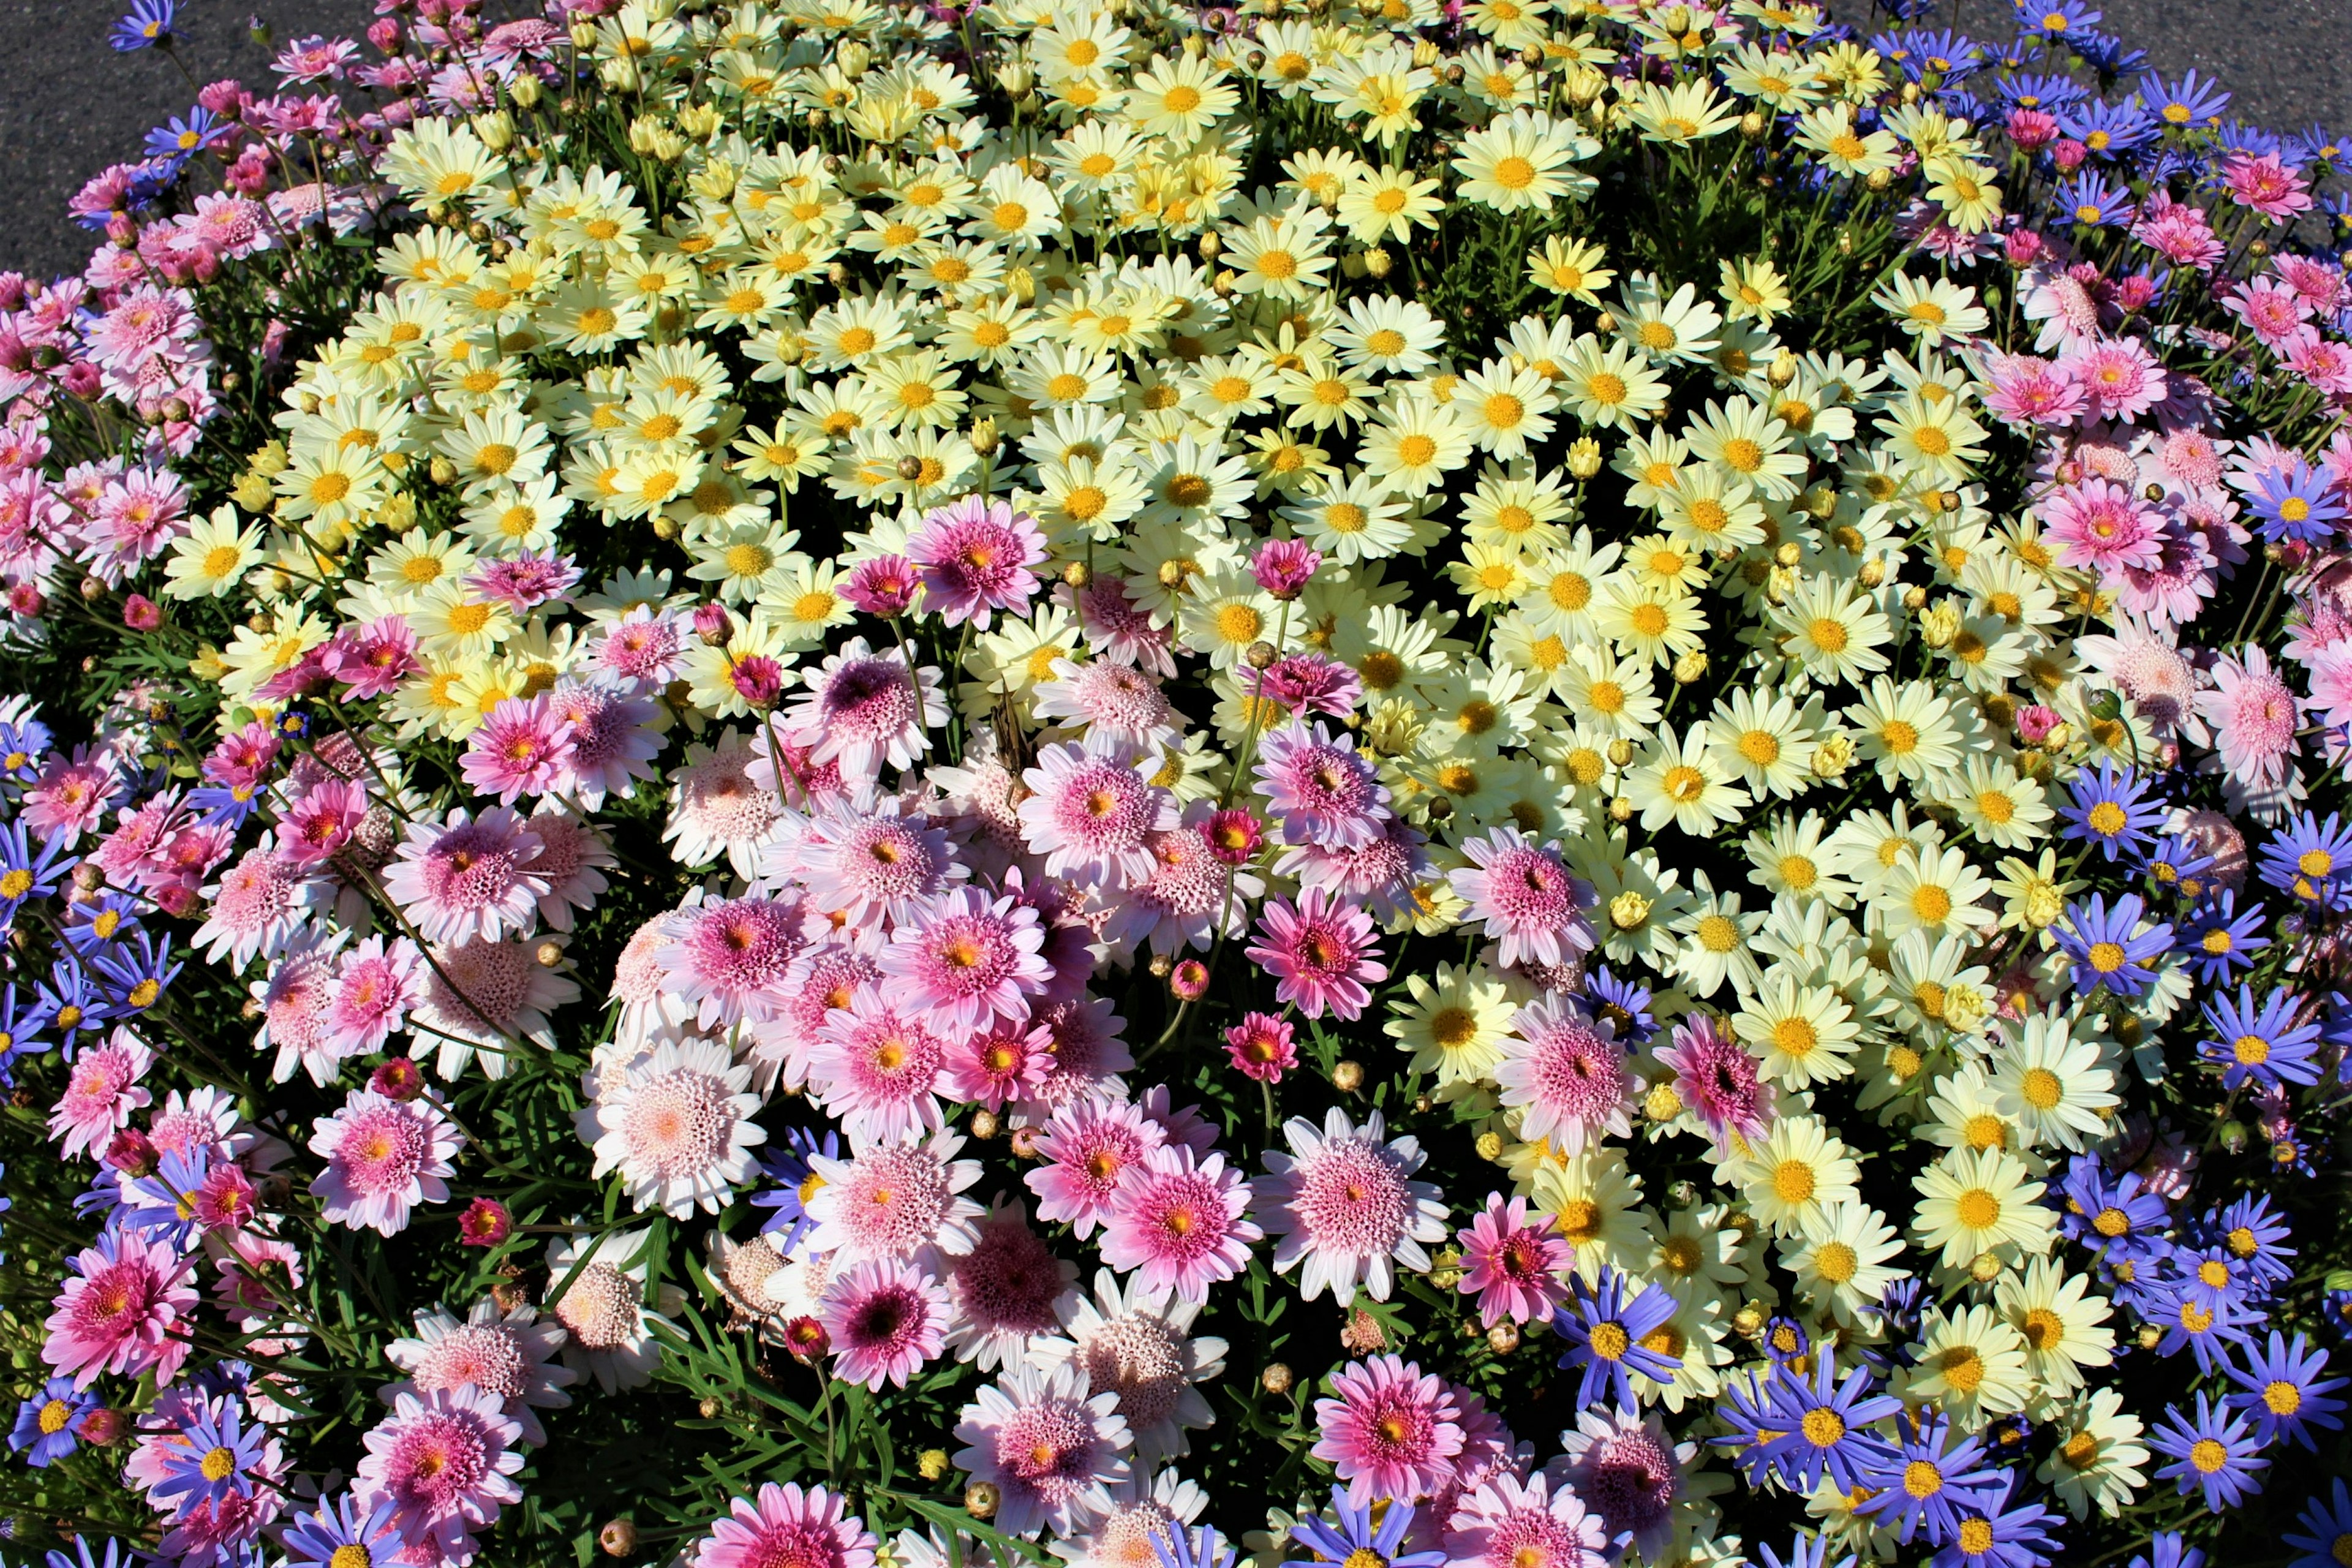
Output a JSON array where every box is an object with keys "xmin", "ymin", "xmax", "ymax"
[{"xmin": 1, "ymin": 0, "xmax": 2347, "ymax": 284}]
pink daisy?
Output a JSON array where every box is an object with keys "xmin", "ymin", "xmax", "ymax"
[
  {"xmin": 908, "ymin": 494, "xmax": 1047, "ymax": 629},
  {"xmin": 1250, "ymin": 1108, "xmax": 1448, "ymax": 1305},
  {"xmin": 818, "ymin": 1259, "xmax": 951, "ymax": 1390},
  {"xmin": 274, "ymin": 777, "xmax": 368, "ymax": 869},
  {"xmin": 1455, "ymin": 1194, "xmax": 1572, "ymax": 1328},
  {"xmin": 1017, "ymin": 739, "xmax": 1180, "ymax": 889},
  {"xmin": 1553, "ymin": 1408, "xmax": 1686, "ymax": 1563},
  {"xmin": 758, "ymin": 940, "xmax": 885, "ymax": 1090},
  {"xmin": 941, "ymin": 1018, "xmax": 1057, "ymax": 1110},
  {"xmin": 1020, "ymin": 993, "xmax": 1136, "ymax": 1115},
  {"xmin": 584, "ymin": 1038, "xmax": 766, "ymax": 1218},
  {"xmin": 255, "ymin": 931, "xmax": 345, "ymax": 1087},
  {"xmin": 1655, "ymin": 1013, "xmax": 1774, "ymax": 1149},
  {"xmin": 1444, "ymin": 1469, "xmax": 1608, "ymax": 1568},
  {"xmin": 1031, "ymin": 658, "xmax": 1180, "ymax": 748},
  {"xmin": 519, "ymin": 809, "xmax": 614, "ymax": 931},
  {"xmin": 2196, "ymin": 645, "xmax": 2305, "ymax": 793},
  {"xmin": 48, "ymin": 1030, "xmax": 155, "ymax": 1161},
  {"xmin": 807, "ymin": 988, "xmax": 949, "ymax": 1144},
  {"xmin": 1099, "ymin": 1145, "xmax": 1259, "ymax": 1302},
  {"xmin": 952, "ymin": 1363, "xmax": 1133, "ymax": 1537},
  {"xmin": 2045, "ymin": 477, "xmax": 2167, "ymax": 576},
  {"xmin": 1027, "ymin": 1096, "xmax": 1168, "ymax": 1238},
  {"xmin": 697, "ymin": 1484, "xmax": 877, "ymax": 1568},
  {"xmin": 381, "ymin": 808, "xmax": 549, "ymax": 946},
  {"xmin": 42, "ymin": 1229, "xmax": 196, "ymax": 1390},
  {"xmin": 322, "ymin": 615, "xmax": 421, "ymax": 698},
  {"xmin": 840, "ymin": 553, "xmax": 922, "ymax": 617},
  {"xmin": 1243, "ymin": 887, "xmax": 1387, "ymax": 1021},
  {"xmin": 2060, "ymin": 338, "xmax": 2167, "ymax": 423},
  {"xmin": 1447, "ymin": 827, "xmax": 1594, "ymax": 971},
  {"xmin": 796, "ymin": 802, "xmax": 964, "ymax": 924},
  {"xmin": 1494, "ymin": 997, "xmax": 1630, "ymax": 1155},
  {"xmin": 194, "ymin": 848, "xmax": 326, "ymax": 968},
  {"xmin": 460, "ymin": 695, "xmax": 576, "ymax": 804},
  {"xmin": 1310, "ymin": 1355, "xmax": 1466, "ymax": 1506},
  {"xmin": 1223, "ymin": 1012, "xmax": 1298, "ymax": 1084},
  {"xmin": 780, "ymin": 638, "xmax": 946, "ymax": 783},
  {"xmin": 876, "ymin": 884, "xmax": 1052, "ymax": 1034},
  {"xmin": 383, "ymin": 1300, "xmax": 576, "ymax": 1449},
  {"xmin": 802, "ymin": 1129, "xmax": 985, "ymax": 1262},
  {"xmin": 1098, "ymin": 809, "xmax": 1264, "ymax": 959},
  {"xmin": 1254, "ymin": 720, "xmax": 1391, "ymax": 850},
  {"xmin": 545, "ymin": 682, "xmax": 661, "ymax": 809},
  {"xmin": 940, "ymin": 1200, "xmax": 1079, "ymax": 1371},
  {"xmin": 589, "ymin": 606, "xmax": 689, "ymax": 693},
  {"xmin": 413, "ymin": 935, "xmax": 581, "ymax": 1076},
  {"xmin": 307, "ymin": 1088, "xmax": 465, "ymax": 1237},
  {"xmin": 660, "ymin": 895, "xmax": 805, "ymax": 1028},
  {"xmin": 1068, "ymin": 573, "xmax": 1178, "ymax": 676},
  {"xmin": 665, "ymin": 730, "xmax": 785, "ymax": 875},
  {"xmin": 1980, "ymin": 353, "xmax": 2084, "ymax": 429},
  {"xmin": 323, "ymin": 935, "xmax": 424, "ymax": 1060},
  {"xmin": 354, "ymin": 1386, "xmax": 525, "ymax": 1564},
  {"xmin": 1278, "ymin": 813, "xmax": 1433, "ymax": 926}
]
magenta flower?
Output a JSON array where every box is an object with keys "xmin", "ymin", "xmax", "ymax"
[
  {"xmin": 274, "ymin": 777, "xmax": 368, "ymax": 869},
  {"xmin": 1444, "ymin": 1469, "xmax": 1609, "ymax": 1568},
  {"xmin": 818, "ymin": 1259, "xmax": 950, "ymax": 1391},
  {"xmin": 1224, "ymin": 1011, "xmax": 1298, "ymax": 1084},
  {"xmin": 1311, "ymin": 1355, "xmax": 1466, "ymax": 1506},
  {"xmin": 1099, "ymin": 1145, "xmax": 1260, "ymax": 1301},
  {"xmin": 307, "ymin": 1088, "xmax": 465, "ymax": 1237},
  {"xmin": 1493, "ymin": 997, "xmax": 1630, "ymax": 1155},
  {"xmin": 942, "ymin": 1019, "xmax": 1056, "ymax": 1110},
  {"xmin": 322, "ymin": 935, "xmax": 424, "ymax": 1059},
  {"xmin": 940, "ymin": 1201, "xmax": 1078, "ymax": 1370},
  {"xmin": 1447, "ymin": 827, "xmax": 1594, "ymax": 971},
  {"xmin": 543, "ymin": 682, "xmax": 660, "ymax": 810},
  {"xmin": 1017, "ymin": 739, "xmax": 1180, "ymax": 889},
  {"xmin": 353, "ymin": 1386, "xmax": 525, "ymax": 1562},
  {"xmin": 1456, "ymin": 1194, "xmax": 1572, "ymax": 1327},
  {"xmin": 42, "ymin": 1229, "xmax": 196, "ymax": 1390},
  {"xmin": 876, "ymin": 884, "xmax": 1052, "ymax": 1034},
  {"xmin": 696, "ymin": 1484, "xmax": 877, "ymax": 1568},
  {"xmin": 1251, "ymin": 537, "xmax": 1322, "ymax": 599},
  {"xmin": 1255, "ymin": 720, "xmax": 1391, "ymax": 850},
  {"xmin": 2046, "ymin": 477, "xmax": 2166, "ymax": 577},
  {"xmin": 840, "ymin": 553, "xmax": 922, "ymax": 617},
  {"xmin": 48, "ymin": 1031, "xmax": 156, "ymax": 1161},
  {"xmin": 779, "ymin": 638, "xmax": 944, "ymax": 782},
  {"xmin": 461, "ymin": 695, "xmax": 576, "ymax": 804},
  {"xmin": 1656, "ymin": 1012, "xmax": 1774, "ymax": 1150},
  {"xmin": 1244, "ymin": 887, "xmax": 1387, "ymax": 1020},
  {"xmin": 807, "ymin": 988, "xmax": 949, "ymax": 1145},
  {"xmin": 908, "ymin": 495, "xmax": 1047, "ymax": 628},
  {"xmin": 659, "ymin": 895, "xmax": 805, "ymax": 1028},
  {"xmin": 1026, "ymin": 1096, "xmax": 1168, "ymax": 1238},
  {"xmin": 799, "ymin": 802, "xmax": 962, "ymax": 924}
]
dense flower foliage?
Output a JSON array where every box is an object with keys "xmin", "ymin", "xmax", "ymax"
[{"xmin": 1, "ymin": 2, "xmax": 2350, "ymax": 1568}]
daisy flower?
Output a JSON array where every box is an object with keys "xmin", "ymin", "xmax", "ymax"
[
  {"xmin": 819, "ymin": 1259, "xmax": 951, "ymax": 1392},
  {"xmin": 1310, "ymin": 1355, "xmax": 1466, "ymax": 1505},
  {"xmin": 804, "ymin": 1130, "xmax": 985, "ymax": 1264},
  {"xmin": 1455, "ymin": 1194, "xmax": 1572, "ymax": 1327},
  {"xmin": 1252, "ymin": 1107, "xmax": 1449, "ymax": 1305},
  {"xmin": 1099, "ymin": 1145, "xmax": 1259, "ymax": 1302},
  {"xmin": 952, "ymin": 1362, "xmax": 1132, "ymax": 1537},
  {"xmin": 1729, "ymin": 1115, "xmax": 1861, "ymax": 1240},
  {"xmin": 696, "ymin": 1485, "xmax": 877, "ymax": 1568},
  {"xmin": 1031, "ymin": 1271, "xmax": 1227, "ymax": 1464},
  {"xmin": 1494, "ymin": 997, "xmax": 1630, "ymax": 1155},
  {"xmin": 309, "ymin": 1089, "xmax": 465, "ymax": 1237},
  {"xmin": 1912, "ymin": 1147, "xmax": 2055, "ymax": 1270},
  {"xmin": 353, "ymin": 1386, "xmax": 524, "ymax": 1562},
  {"xmin": 779, "ymin": 638, "xmax": 946, "ymax": 783},
  {"xmin": 1019, "ymin": 739, "xmax": 1180, "ymax": 889},
  {"xmin": 1445, "ymin": 1469, "xmax": 1607, "ymax": 1568},
  {"xmin": 1448, "ymin": 827, "xmax": 1595, "ymax": 970},
  {"xmin": 382, "ymin": 807, "xmax": 549, "ymax": 946},
  {"xmin": 1243, "ymin": 888, "xmax": 1387, "ymax": 1022},
  {"xmin": 584, "ymin": 1036, "xmax": 766, "ymax": 1217}
]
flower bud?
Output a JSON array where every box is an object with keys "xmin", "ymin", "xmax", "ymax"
[
  {"xmin": 693, "ymin": 602, "xmax": 734, "ymax": 646},
  {"xmin": 1260, "ymin": 1362, "xmax": 1295, "ymax": 1395},
  {"xmin": 1485, "ymin": 1322, "xmax": 1520, "ymax": 1354},
  {"xmin": 600, "ymin": 1522, "xmax": 637, "ymax": 1558},
  {"xmin": 1363, "ymin": 246, "xmax": 1392, "ymax": 279},
  {"xmin": 1330, "ymin": 1059, "xmax": 1363, "ymax": 1093},
  {"xmin": 1566, "ymin": 437, "xmax": 1602, "ymax": 479},
  {"xmin": 968, "ymin": 1109, "xmax": 1000, "ymax": 1140},
  {"xmin": 1671, "ymin": 649, "xmax": 1708, "ymax": 684},
  {"xmin": 965, "ymin": 1483, "xmax": 1001, "ymax": 1520}
]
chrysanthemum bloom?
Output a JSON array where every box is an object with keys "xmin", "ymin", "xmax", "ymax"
[
  {"xmin": 1252, "ymin": 1108, "xmax": 1448, "ymax": 1304},
  {"xmin": 1555, "ymin": 1406, "xmax": 1688, "ymax": 1562},
  {"xmin": 1448, "ymin": 827, "xmax": 1595, "ymax": 970},
  {"xmin": 952, "ymin": 1361, "xmax": 1133, "ymax": 1537},
  {"xmin": 1654, "ymin": 1013, "xmax": 1773, "ymax": 1149},
  {"xmin": 804, "ymin": 1129, "xmax": 985, "ymax": 1262},
  {"xmin": 1444, "ymin": 1468, "xmax": 1610, "ymax": 1568},
  {"xmin": 323, "ymin": 935, "xmax": 423, "ymax": 1059},
  {"xmin": 908, "ymin": 496, "xmax": 1047, "ymax": 628},
  {"xmin": 797, "ymin": 801, "xmax": 963, "ymax": 923},
  {"xmin": 940, "ymin": 1201, "xmax": 1078, "ymax": 1371},
  {"xmin": 817, "ymin": 1259, "xmax": 950, "ymax": 1391},
  {"xmin": 1254, "ymin": 721, "xmax": 1391, "ymax": 850},
  {"xmin": 2196, "ymin": 646, "xmax": 2304, "ymax": 796},
  {"xmin": 1457, "ymin": 1194, "xmax": 1572, "ymax": 1327},
  {"xmin": 942, "ymin": 1018, "xmax": 1056, "ymax": 1110},
  {"xmin": 2045, "ymin": 478, "xmax": 2166, "ymax": 577},
  {"xmin": 274, "ymin": 777, "xmax": 367, "ymax": 868},
  {"xmin": 1244, "ymin": 887, "xmax": 1387, "ymax": 1020},
  {"xmin": 1017, "ymin": 739, "xmax": 1180, "ymax": 888},
  {"xmin": 544, "ymin": 681, "xmax": 660, "ymax": 809},
  {"xmin": 1494, "ymin": 997, "xmax": 1630, "ymax": 1155},
  {"xmin": 308, "ymin": 1088, "xmax": 464, "ymax": 1236},
  {"xmin": 807, "ymin": 989, "xmax": 949, "ymax": 1144},
  {"xmin": 1031, "ymin": 658, "xmax": 1180, "ymax": 748},
  {"xmin": 194, "ymin": 847, "xmax": 327, "ymax": 967},
  {"xmin": 698, "ymin": 1484, "xmax": 878, "ymax": 1568},
  {"xmin": 876, "ymin": 885, "xmax": 1052, "ymax": 1033},
  {"xmin": 1311, "ymin": 1355, "xmax": 1466, "ymax": 1505},
  {"xmin": 47, "ymin": 1029, "xmax": 155, "ymax": 1160},
  {"xmin": 584, "ymin": 1036, "xmax": 766, "ymax": 1217},
  {"xmin": 1223, "ymin": 1012, "xmax": 1298, "ymax": 1084},
  {"xmin": 659, "ymin": 894, "xmax": 805, "ymax": 1028},
  {"xmin": 1032, "ymin": 1272, "xmax": 1227, "ymax": 1464},
  {"xmin": 663, "ymin": 730, "xmax": 785, "ymax": 877},
  {"xmin": 42, "ymin": 1229, "xmax": 195, "ymax": 1389},
  {"xmin": 381, "ymin": 807, "xmax": 549, "ymax": 946},
  {"xmin": 779, "ymin": 638, "xmax": 945, "ymax": 782},
  {"xmin": 1099, "ymin": 1145, "xmax": 1259, "ymax": 1302},
  {"xmin": 1099, "ymin": 810, "xmax": 1265, "ymax": 957},
  {"xmin": 383, "ymin": 1299, "xmax": 576, "ymax": 1448},
  {"xmin": 459, "ymin": 694, "xmax": 576, "ymax": 803},
  {"xmin": 1027, "ymin": 1096, "xmax": 1169, "ymax": 1238},
  {"xmin": 353, "ymin": 1385, "xmax": 525, "ymax": 1563}
]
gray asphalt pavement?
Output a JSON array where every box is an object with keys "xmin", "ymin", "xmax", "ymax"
[{"xmin": 0, "ymin": 0, "xmax": 2347, "ymax": 284}]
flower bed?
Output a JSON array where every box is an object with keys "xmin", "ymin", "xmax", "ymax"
[{"xmin": 0, "ymin": 2, "xmax": 2349, "ymax": 1568}]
